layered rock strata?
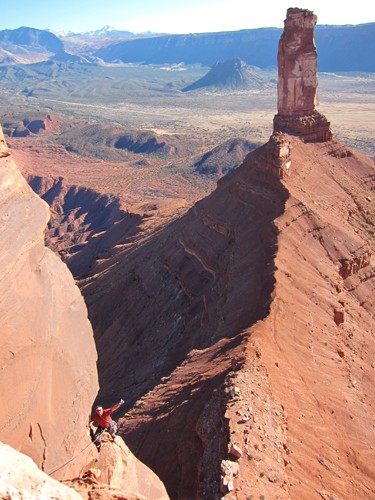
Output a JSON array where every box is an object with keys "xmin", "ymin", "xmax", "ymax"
[
  {"xmin": 273, "ymin": 8, "xmax": 332, "ymax": 142},
  {"xmin": 0, "ymin": 126, "xmax": 98, "ymax": 479},
  {"xmin": 220, "ymin": 137, "xmax": 375, "ymax": 498}
]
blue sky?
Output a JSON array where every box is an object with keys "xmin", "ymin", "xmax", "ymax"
[{"xmin": 1, "ymin": 0, "xmax": 374, "ymax": 34}]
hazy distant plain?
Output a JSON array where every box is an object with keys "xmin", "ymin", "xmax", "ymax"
[{"xmin": 0, "ymin": 63, "xmax": 374, "ymax": 157}]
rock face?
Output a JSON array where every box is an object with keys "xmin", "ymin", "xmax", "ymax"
[
  {"xmin": 0, "ymin": 441, "xmax": 82, "ymax": 499},
  {"xmin": 66, "ymin": 435, "xmax": 169, "ymax": 499},
  {"xmin": 81, "ymin": 134, "xmax": 289, "ymax": 497},
  {"xmin": 80, "ymin": 132, "xmax": 375, "ymax": 499},
  {"xmin": 273, "ymin": 8, "xmax": 332, "ymax": 142},
  {"xmin": 0, "ymin": 126, "xmax": 98, "ymax": 479},
  {"xmin": 0, "ymin": 435, "xmax": 170, "ymax": 500}
]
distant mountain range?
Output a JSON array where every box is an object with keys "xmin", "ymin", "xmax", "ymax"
[
  {"xmin": 0, "ymin": 26, "xmax": 63, "ymax": 53},
  {"xmin": 55, "ymin": 25, "xmax": 134, "ymax": 38},
  {"xmin": 95, "ymin": 23, "xmax": 375, "ymax": 72},
  {"xmin": 0, "ymin": 23, "xmax": 374, "ymax": 72}
]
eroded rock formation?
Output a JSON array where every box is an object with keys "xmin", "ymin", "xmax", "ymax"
[
  {"xmin": 0, "ymin": 126, "xmax": 98, "ymax": 479},
  {"xmin": 4, "ymin": 7, "xmax": 374, "ymax": 499},
  {"xmin": 273, "ymin": 8, "xmax": 332, "ymax": 142},
  {"xmin": 0, "ymin": 442, "xmax": 82, "ymax": 499},
  {"xmin": 66, "ymin": 435, "xmax": 169, "ymax": 499},
  {"xmin": 26, "ymin": 175, "xmax": 140, "ymax": 278},
  {"xmin": 219, "ymin": 137, "xmax": 375, "ymax": 498}
]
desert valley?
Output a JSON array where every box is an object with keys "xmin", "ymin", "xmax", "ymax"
[{"xmin": 0, "ymin": 6, "xmax": 374, "ymax": 500}]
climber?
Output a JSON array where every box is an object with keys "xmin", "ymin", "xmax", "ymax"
[{"xmin": 88, "ymin": 399, "xmax": 124, "ymax": 451}]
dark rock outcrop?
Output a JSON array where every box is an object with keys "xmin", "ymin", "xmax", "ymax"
[
  {"xmin": 194, "ymin": 138, "xmax": 259, "ymax": 177},
  {"xmin": 273, "ymin": 8, "xmax": 332, "ymax": 142},
  {"xmin": 182, "ymin": 58, "xmax": 265, "ymax": 92}
]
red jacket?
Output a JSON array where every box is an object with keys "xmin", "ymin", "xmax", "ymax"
[{"xmin": 93, "ymin": 409, "xmax": 114, "ymax": 428}]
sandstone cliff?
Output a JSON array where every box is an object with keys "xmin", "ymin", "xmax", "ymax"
[
  {"xmin": 0, "ymin": 125, "xmax": 170, "ymax": 497},
  {"xmin": 0, "ymin": 126, "xmax": 98, "ymax": 479}
]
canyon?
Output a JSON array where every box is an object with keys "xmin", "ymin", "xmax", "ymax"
[{"xmin": 0, "ymin": 6, "xmax": 374, "ymax": 500}]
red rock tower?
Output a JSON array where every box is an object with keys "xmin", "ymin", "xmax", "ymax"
[{"xmin": 273, "ymin": 8, "xmax": 332, "ymax": 142}]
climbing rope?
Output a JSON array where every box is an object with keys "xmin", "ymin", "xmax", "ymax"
[{"xmin": 46, "ymin": 428, "xmax": 105, "ymax": 476}]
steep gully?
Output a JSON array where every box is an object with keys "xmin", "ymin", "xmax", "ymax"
[{"xmin": 29, "ymin": 141, "xmax": 289, "ymax": 498}]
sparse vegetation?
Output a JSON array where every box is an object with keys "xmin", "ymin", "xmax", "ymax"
[{"xmin": 0, "ymin": 62, "xmax": 374, "ymax": 160}]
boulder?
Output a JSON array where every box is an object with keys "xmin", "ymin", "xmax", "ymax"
[{"xmin": 0, "ymin": 441, "xmax": 82, "ymax": 499}]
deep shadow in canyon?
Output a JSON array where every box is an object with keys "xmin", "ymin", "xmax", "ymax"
[{"xmin": 30, "ymin": 142, "xmax": 289, "ymax": 497}]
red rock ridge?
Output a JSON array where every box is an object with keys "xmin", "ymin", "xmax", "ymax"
[
  {"xmin": 221, "ymin": 136, "xmax": 375, "ymax": 499},
  {"xmin": 107, "ymin": 133, "xmax": 374, "ymax": 499}
]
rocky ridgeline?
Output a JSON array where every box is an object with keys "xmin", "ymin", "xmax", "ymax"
[{"xmin": 110, "ymin": 8, "xmax": 374, "ymax": 499}]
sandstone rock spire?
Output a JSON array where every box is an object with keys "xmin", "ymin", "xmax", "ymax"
[{"xmin": 273, "ymin": 7, "xmax": 332, "ymax": 142}]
